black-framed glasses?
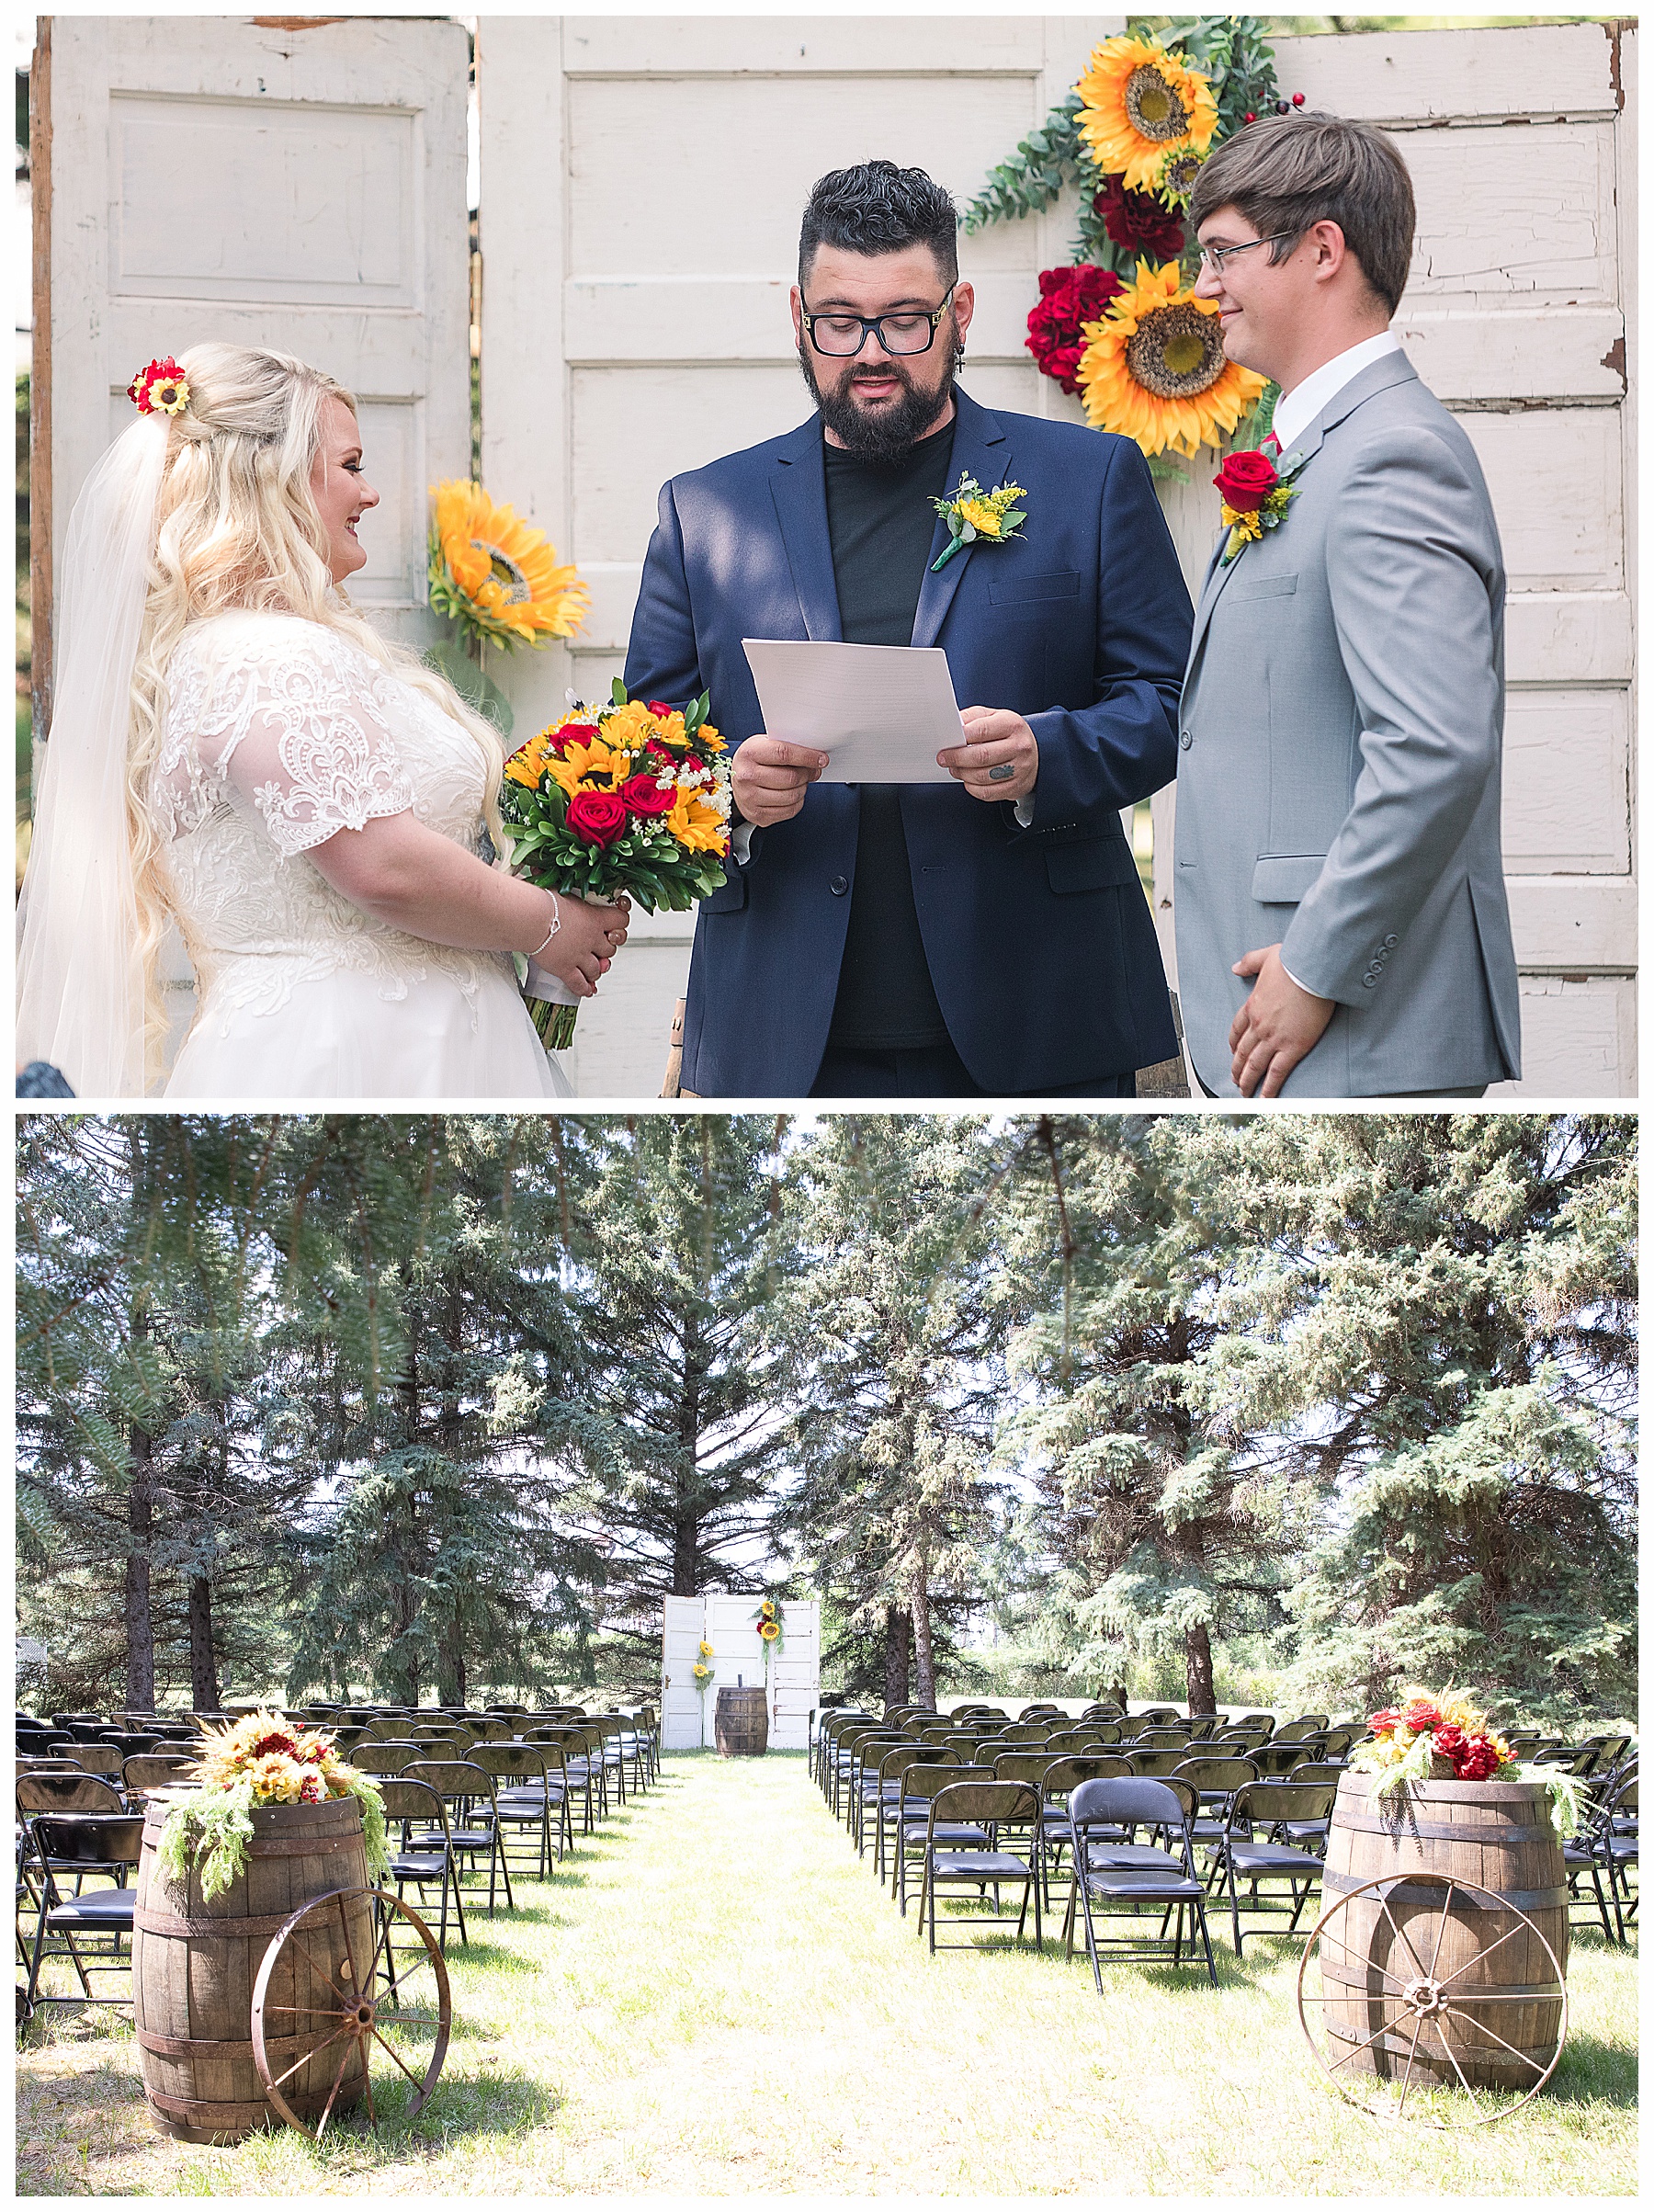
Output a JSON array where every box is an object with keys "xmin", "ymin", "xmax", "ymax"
[
  {"xmin": 1198, "ymin": 232, "xmax": 1299, "ymax": 276},
  {"xmin": 800, "ymin": 285, "xmax": 957, "ymax": 357}
]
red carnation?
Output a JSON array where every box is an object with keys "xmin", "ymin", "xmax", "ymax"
[
  {"xmin": 1025, "ymin": 265, "xmax": 1126, "ymax": 396},
  {"xmin": 248, "ymin": 1730, "xmax": 299, "ymax": 1759},
  {"xmin": 1212, "ymin": 448, "xmax": 1280, "ymax": 514},
  {"xmin": 1367, "ymin": 1708, "xmax": 1401, "ymax": 1735},
  {"xmin": 1093, "ymin": 176, "xmax": 1185, "ymax": 261},
  {"xmin": 566, "ymin": 788, "xmax": 629, "ymax": 845},
  {"xmin": 550, "ymin": 720, "xmax": 599, "ymax": 754},
  {"xmin": 1456, "ymin": 1734, "xmax": 1502, "ymax": 1781},
  {"xmin": 1402, "ymin": 1697, "xmax": 1443, "ymax": 1734},
  {"xmin": 1431, "ymin": 1723, "xmax": 1467, "ymax": 1761},
  {"xmin": 619, "ymin": 772, "xmax": 677, "ymax": 817}
]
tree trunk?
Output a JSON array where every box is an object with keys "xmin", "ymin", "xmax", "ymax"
[
  {"xmin": 125, "ymin": 1417, "xmax": 156, "ymax": 1712},
  {"xmin": 1184, "ymin": 1619, "xmax": 1217, "ymax": 1715},
  {"xmin": 909, "ymin": 1555, "xmax": 937, "ymax": 1710},
  {"xmin": 883, "ymin": 1606, "xmax": 912, "ymax": 1710},
  {"xmin": 187, "ymin": 1574, "xmax": 221, "ymax": 1711}
]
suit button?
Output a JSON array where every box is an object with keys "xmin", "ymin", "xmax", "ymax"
[
  {"xmin": 830, "ymin": 875, "xmax": 848, "ymax": 896},
  {"xmin": 1363, "ymin": 971, "xmax": 1380, "ymax": 988},
  {"xmin": 1179, "ymin": 729, "xmax": 1193, "ymax": 750},
  {"xmin": 1384, "ymin": 934, "xmax": 1398, "ymax": 947}
]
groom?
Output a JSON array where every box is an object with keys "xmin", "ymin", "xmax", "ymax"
[
  {"xmin": 624, "ymin": 161, "xmax": 1193, "ymax": 1097},
  {"xmin": 1174, "ymin": 111, "xmax": 1521, "ymax": 1097}
]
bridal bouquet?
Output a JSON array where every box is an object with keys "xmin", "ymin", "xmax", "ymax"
[
  {"xmin": 501, "ymin": 682, "xmax": 732, "ymax": 1049},
  {"xmin": 154, "ymin": 1709, "xmax": 390, "ymax": 1901}
]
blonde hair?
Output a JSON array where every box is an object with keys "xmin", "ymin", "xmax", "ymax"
[{"xmin": 127, "ymin": 341, "xmax": 505, "ymax": 1061}]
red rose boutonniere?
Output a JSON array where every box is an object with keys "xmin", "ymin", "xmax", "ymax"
[{"xmin": 1214, "ymin": 442, "xmax": 1308, "ymax": 564}]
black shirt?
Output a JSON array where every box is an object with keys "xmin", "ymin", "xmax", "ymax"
[{"xmin": 821, "ymin": 417, "xmax": 957, "ymax": 1050}]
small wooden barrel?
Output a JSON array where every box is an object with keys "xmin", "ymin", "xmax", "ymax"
[
  {"xmin": 132, "ymin": 1794, "xmax": 372, "ymax": 2143},
  {"xmin": 714, "ymin": 1686, "xmax": 769, "ymax": 1758},
  {"xmin": 1320, "ymin": 1772, "xmax": 1568, "ymax": 2090}
]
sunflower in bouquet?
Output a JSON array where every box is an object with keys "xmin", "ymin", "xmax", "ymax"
[{"xmin": 501, "ymin": 682, "xmax": 733, "ymax": 1049}]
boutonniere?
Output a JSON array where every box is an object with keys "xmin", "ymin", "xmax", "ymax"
[
  {"xmin": 930, "ymin": 471, "xmax": 1028, "ymax": 572},
  {"xmin": 1214, "ymin": 445, "xmax": 1308, "ymax": 564}
]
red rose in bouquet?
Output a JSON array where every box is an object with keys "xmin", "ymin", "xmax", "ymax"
[
  {"xmin": 1456, "ymin": 1735, "xmax": 1502, "ymax": 1781},
  {"xmin": 566, "ymin": 789, "xmax": 629, "ymax": 845},
  {"xmin": 618, "ymin": 772, "xmax": 677, "ymax": 818},
  {"xmin": 1093, "ymin": 175, "xmax": 1185, "ymax": 261},
  {"xmin": 1026, "ymin": 266, "xmax": 1125, "ymax": 395},
  {"xmin": 1212, "ymin": 448, "xmax": 1280, "ymax": 514},
  {"xmin": 1402, "ymin": 1696, "xmax": 1444, "ymax": 1734}
]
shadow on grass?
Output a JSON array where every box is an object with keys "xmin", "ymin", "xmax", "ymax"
[{"xmin": 1544, "ymin": 2030, "xmax": 1639, "ymax": 2108}]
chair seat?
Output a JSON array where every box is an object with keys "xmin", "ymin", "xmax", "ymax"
[
  {"xmin": 902, "ymin": 1822, "xmax": 991, "ymax": 1848},
  {"xmin": 1226, "ymin": 1842, "xmax": 1323, "ymax": 1877},
  {"xmin": 1083, "ymin": 1869, "xmax": 1207, "ymax": 1903},
  {"xmin": 389, "ymin": 1853, "xmax": 447, "ymax": 1881},
  {"xmin": 932, "ymin": 1851, "xmax": 1033, "ymax": 1880},
  {"xmin": 1085, "ymin": 1843, "xmax": 1182, "ymax": 1873},
  {"xmin": 409, "ymin": 1826, "xmax": 493, "ymax": 1852},
  {"xmin": 46, "ymin": 1892, "xmax": 135, "ymax": 1928}
]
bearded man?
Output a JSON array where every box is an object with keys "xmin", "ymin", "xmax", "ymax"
[{"xmin": 625, "ymin": 160, "xmax": 1193, "ymax": 1096}]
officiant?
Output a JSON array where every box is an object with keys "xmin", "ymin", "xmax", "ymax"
[{"xmin": 624, "ymin": 160, "xmax": 1194, "ymax": 1097}]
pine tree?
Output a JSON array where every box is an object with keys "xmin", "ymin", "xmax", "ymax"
[
  {"xmin": 774, "ymin": 1117, "xmax": 1014, "ymax": 1707},
  {"xmin": 1185, "ymin": 1114, "xmax": 1637, "ymax": 1723},
  {"xmin": 563, "ymin": 1115, "xmax": 795, "ymax": 1654},
  {"xmin": 1001, "ymin": 1115, "xmax": 1296, "ymax": 1714}
]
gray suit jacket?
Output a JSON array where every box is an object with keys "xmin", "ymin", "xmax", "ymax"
[{"xmin": 1173, "ymin": 349, "xmax": 1521, "ymax": 1096}]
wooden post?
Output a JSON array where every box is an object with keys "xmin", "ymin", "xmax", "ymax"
[{"xmin": 28, "ymin": 17, "xmax": 51, "ymax": 763}]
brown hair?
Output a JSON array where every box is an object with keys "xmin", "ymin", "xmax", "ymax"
[{"xmin": 1189, "ymin": 111, "xmax": 1415, "ymax": 315}]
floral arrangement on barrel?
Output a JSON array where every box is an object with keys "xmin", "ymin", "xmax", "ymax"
[
  {"xmin": 425, "ymin": 479, "xmax": 590, "ymax": 736},
  {"xmin": 500, "ymin": 682, "xmax": 733, "ymax": 1049},
  {"xmin": 155, "ymin": 1710, "xmax": 391, "ymax": 1902},
  {"xmin": 1352, "ymin": 1685, "xmax": 1592, "ymax": 1838},
  {"xmin": 965, "ymin": 16, "xmax": 1297, "ymax": 465}
]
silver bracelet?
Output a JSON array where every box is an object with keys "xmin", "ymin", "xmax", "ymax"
[{"xmin": 527, "ymin": 890, "xmax": 561, "ymax": 959}]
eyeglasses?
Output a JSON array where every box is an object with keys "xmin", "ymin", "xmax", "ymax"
[
  {"xmin": 1197, "ymin": 232, "xmax": 1299, "ymax": 276},
  {"xmin": 800, "ymin": 285, "xmax": 957, "ymax": 357}
]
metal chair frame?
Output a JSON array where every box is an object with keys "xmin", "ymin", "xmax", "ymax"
[{"xmin": 1066, "ymin": 1778, "xmax": 1218, "ymax": 1990}]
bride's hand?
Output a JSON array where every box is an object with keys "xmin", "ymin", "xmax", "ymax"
[{"xmin": 533, "ymin": 890, "xmax": 629, "ymax": 997}]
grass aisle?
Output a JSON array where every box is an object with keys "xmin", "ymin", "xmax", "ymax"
[{"xmin": 17, "ymin": 1750, "xmax": 1637, "ymax": 2195}]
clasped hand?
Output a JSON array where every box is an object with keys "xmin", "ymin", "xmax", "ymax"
[{"xmin": 730, "ymin": 707, "xmax": 1038, "ymax": 826}]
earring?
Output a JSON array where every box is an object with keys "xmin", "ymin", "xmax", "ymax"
[{"xmin": 954, "ymin": 346, "xmax": 966, "ymax": 375}]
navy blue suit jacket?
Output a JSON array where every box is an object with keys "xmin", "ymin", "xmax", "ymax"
[{"xmin": 624, "ymin": 388, "xmax": 1193, "ymax": 1095}]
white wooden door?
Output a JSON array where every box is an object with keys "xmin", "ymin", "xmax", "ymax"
[
  {"xmin": 1149, "ymin": 22, "xmax": 1636, "ymax": 1095},
  {"xmin": 767, "ymin": 1603, "xmax": 821, "ymax": 1753},
  {"xmin": 660, "ymin": 1594, "xmax": 707, "ymax": 1752},
  {"xmin": 45, "ymin": 15, "xmax": 471, "ymax": 657},
  {"xmin": 477, "ymin": 14, "xmax": 1126, "ymax": 1095}
]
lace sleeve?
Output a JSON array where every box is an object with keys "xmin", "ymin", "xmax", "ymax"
[{"xmin": 191, "ymin": 617, "xmax": 416, "ymax": 859}]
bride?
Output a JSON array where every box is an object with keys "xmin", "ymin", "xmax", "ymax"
[{"xmin": 17, "ymin": 342, "xmax": 626, "ymax": 1098}]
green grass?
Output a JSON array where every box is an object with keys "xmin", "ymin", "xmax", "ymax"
[{"xmin": 17, "ymin": 1752, "xmax": 1637, "ymax": 2195}]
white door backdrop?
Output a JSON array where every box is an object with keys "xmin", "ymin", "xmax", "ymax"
[
  {"xmin": 660, "ymin": 1595, "xmax": 821, "ymax": 1752},
  {"xmin": 43, "ymin": 14, "xmax": 471, "ymax": 654}
]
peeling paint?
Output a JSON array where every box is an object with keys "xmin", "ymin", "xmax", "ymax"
[{"xmin": 1600, "ymin": 335, "xmax": 1626, "ymax": 388}]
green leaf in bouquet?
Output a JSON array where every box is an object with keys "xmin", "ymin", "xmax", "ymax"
[
  {"xmin": 611, "ymin": 675, "xmax": 629, "ymax": 707},
  {"xmin": 423, "ymin": 637, "xmax": 515, "ymax": 739}
]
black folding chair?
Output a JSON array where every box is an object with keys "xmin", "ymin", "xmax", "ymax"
[
  {"xmin": 405, "ymin": 1759, "xmax": 515, "ymax": 1916},
  {"xmin": 1065, "ymin": 1777, "xmax": 1218, "ymax": 1990},
  {"xmin": 916, "ymin": 1780, "xmax": 1044, "ymax": 1954},
  {"xmin": 22, "ymin": 1814, "xmax": 145, "ymax": 2017},
  {"xmin": 377, "ymin": 1776, "xmax": 468, "ymax": 1951},
  {"xmin": 1211, "ymin": 1781, "xmax": 1336, "ymax": 1955}
]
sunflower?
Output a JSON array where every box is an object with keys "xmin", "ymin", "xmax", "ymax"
[
  {"xmin": 758, "ymin": 1620, "xmax": 781, "ymax": 1642},
  {"xmin": 1077, "ymin": 260, "xmax": 1266, "ymax": 459},
  {"xmin": 548, "ymin": 733, "xmax": 636, "ymax": 800},
  {"xmin": 428, "ymin": 481, "xmax": 589, "ymax": 649},
  {"xmin": 1076, "ymin": 35, "xmax": 1218, "ymax": 194},
  {"xmin": 667, "ymin": 788, "xmax": 729, "ymax": 855},
  {"xmin": 1155, "ymin": 146, "xmax": 1207, "ymax": 212}
]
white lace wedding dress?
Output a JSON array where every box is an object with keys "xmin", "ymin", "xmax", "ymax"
[{"xmin": 150, "ymin": 608, "xmax": 569, "ymax": 1098}]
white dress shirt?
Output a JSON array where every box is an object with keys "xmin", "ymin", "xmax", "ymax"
[{"xmin": 1268, "ymin": 327, "xmax": 1401, "ymax": 455}]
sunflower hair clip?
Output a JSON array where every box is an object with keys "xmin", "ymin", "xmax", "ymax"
[{"xmin": 128, "ymin": 356, "xmax": 191, "ymax": 416}]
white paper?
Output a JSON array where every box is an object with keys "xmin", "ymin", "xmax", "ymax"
[{"xmin": 742, "ymin": 638, "xmax": 964, "ymax": 785}]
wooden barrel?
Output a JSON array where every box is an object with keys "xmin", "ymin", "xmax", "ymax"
[
  {"xmin": 714, "ymin": 1686, "xmax": 769, "ymax": 1758},
  {"xmin": 132, "ymin": 1793, "xmax": 372, "ymax": 2143},
  {"xmin": 1320, "ymin": 1772, "xmax": 1568, "ymax": 2091}
]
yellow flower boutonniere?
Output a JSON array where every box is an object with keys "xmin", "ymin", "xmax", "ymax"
[{"xmin": 931, "ymin": 472, "xmax": 1028, "ymax": 571}]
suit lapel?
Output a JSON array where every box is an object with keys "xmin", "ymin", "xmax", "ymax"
[
  {"xmin": 912, "ymin": 391, "xmax": 1009, "ymax": 649},
  {"xmin": 771, "ymin": 422, "xmax": 842, "ymax": 641}
]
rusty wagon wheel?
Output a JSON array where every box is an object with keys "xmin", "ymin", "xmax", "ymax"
[
  {"xmin": 1297, "ymin": 1869, "xmax": 1568, "ymax": 2127},
  {"xmin": 250, "ymin": 1885, "xmax": 451, "ymax": 2138}
]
